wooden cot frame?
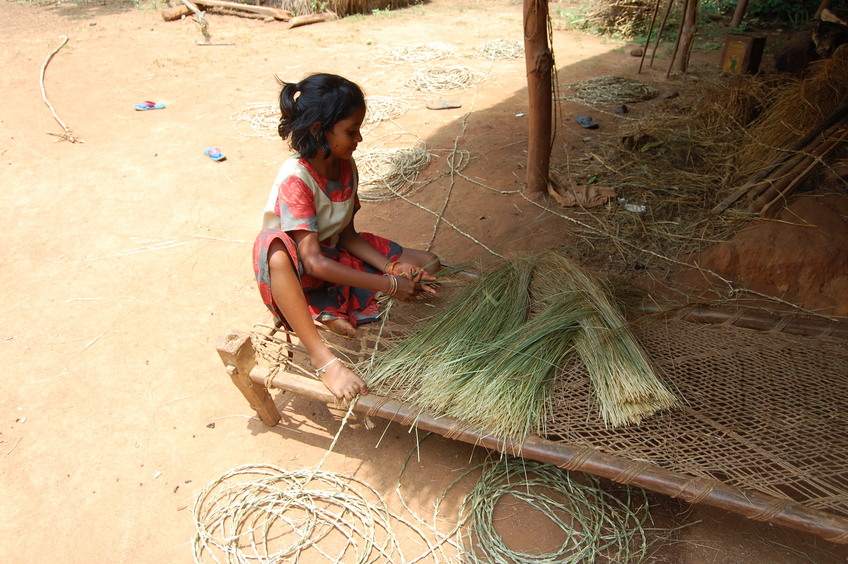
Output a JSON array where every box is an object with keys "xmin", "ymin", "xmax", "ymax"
[{"xmin": 216, "ymin": 309, "xmax": 848, "ymax": 545}]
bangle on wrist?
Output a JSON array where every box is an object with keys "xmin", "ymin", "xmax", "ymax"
[
  {"xmin": 384, "ymin": 259, "xmax": 399, "ymax": 275},
  {"xmin": 382, "ymin": 273, "xmax": 398, "ymax": 296}
]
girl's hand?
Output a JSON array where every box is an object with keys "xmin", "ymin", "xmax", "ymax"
[
  {"xmin": 388, "ymin": 273, "xmax": 436, "ymax": 300},
  {"xmin": 392, "ymin": 275, "xmax": 418, "ymax": 301},
  {"xmin": 389, "ymin": 261, "xmax": 438, "ymax": 295}
]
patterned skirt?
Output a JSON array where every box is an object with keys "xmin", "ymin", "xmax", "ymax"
[{"xmin": 252, "ymin": 228, "xmax": 402, "ymax": 329}]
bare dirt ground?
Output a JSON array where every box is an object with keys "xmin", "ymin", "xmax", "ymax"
[{"xmin": 2, "ymin": 0, "xmax": 847, "ymax": 561}]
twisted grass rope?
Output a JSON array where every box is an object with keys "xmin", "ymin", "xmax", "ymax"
[
  {"xmin": 442, "ymin": 457, "xmax": 650, "ymax": 563},
  {"xmin": 230, "ymin": 103, "xmax": 280, "ymax": 139},
  {"xmin": 563, "ymin": 76, "xmax": 658, "ymax": 106},
  {"xmin": 377, "ymin": 42, "xmax": 457, "ymax": 64},
  {"xmin": 404, "ymin": 66, "xmax": 483, "ymax": 93},
  {"xmin": 474, "ymin": 38, "xmax": 524, "ymax": 60},
  {"xmin": 230, "ymin": 96, "xmax": 410, "ymax": 139},
  {"xmin": 192, "ymin": 463, "xmax": 403, "ymax": 563},
  {"xmin": 364, "ymin": 95, "xmax": 411, "ymax": 126},
  {"xmin": 357, "ymin": 146, "xmax": 432, "ymax": 202},
  {"xmin": 192, "ymin": 400, "xmax": 432, "ymax": 563}
]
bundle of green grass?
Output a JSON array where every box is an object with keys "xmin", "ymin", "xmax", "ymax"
[{"xmin": 365, "ymin": 252, "xmax": 679, "ymax": 443}]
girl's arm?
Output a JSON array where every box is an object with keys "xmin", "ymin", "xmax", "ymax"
[
  {"xmin": 294, "ymin": 229, "xmax": 421, "ymax": 300},
  {"xmin": 293, "ymin": 229, "xmax": 386, "ymax": 289},
  {"xmin": 292, "ymin": 227, "xmax": 424, "ymax": 301},
  {"xmin": 338, "ymin": 224, "xmax": 438, "ymax": 295},
  {"xmin": 338, "ymin": 224, "xmax": 397, "ymax": 273}
]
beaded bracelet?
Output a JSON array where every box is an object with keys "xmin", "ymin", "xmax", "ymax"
[{"xmin": 383, "ymin": 273, "xmax": 398, "ymax": 297}]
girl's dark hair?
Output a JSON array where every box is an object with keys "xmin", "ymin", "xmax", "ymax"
[{"xmin": 277, "ymin": 73, "xmax": 366, "ymax": 159}]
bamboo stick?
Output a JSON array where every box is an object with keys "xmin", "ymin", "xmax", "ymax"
[
  {"xmin": 666, "ymin": 0, "xmax": 689, "ymax": 78},
  {"xmin": 650, "ymin": 0, "xmax": 674, "ymax": 69},
  {"xmin": 635, "ymin": 303, "xmax": 848, "ymax": 339},
  {"xmin": 747, "ymin": 152, "xmax": 818, "ymax": 210},
  {"xmin": 711, "ymin": 100, "xmax": 848, "ymax": 215},
  {"xmin": 749, "ymin": 125, "xmax": 848, "ymax": 210},
  {"xmin": 639, "ymin": 0, "xmax": 661, "ymax": 74},
  {"xmin": 756, "ymin": 127, "xmax": 848, "ymax": 217},
  {"xmin": 746, "ymin": 117, "xmax": 848, "ymax": 202}
]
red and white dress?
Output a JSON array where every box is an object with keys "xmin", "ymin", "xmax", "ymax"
[{"xmin": 252, "ymin": 155, "xmax": 402, "ymax": 328}]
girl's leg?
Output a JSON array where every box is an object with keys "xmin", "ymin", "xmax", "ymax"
[
  {"xmin": 267, "ymin": 239, "xmax": 367, "ymax": 401},
  {"xmin": 320, "ymin": 317, "xmax": 356, "ymax": 338}
]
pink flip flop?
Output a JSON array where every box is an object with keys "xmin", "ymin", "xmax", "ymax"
[
  {"xmin": 134, "ymin": 101, "xmax": 166, "ymax": 111},
  {"xmin": 204, "ymin": 147, "xmax": 226, "ymax": 162}
]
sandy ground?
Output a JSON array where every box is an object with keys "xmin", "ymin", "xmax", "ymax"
[{"xmin": 2, "ymin": 0, "xmax": 847, "ymax": 561}]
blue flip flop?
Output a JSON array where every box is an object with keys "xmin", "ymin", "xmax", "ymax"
[
  {"xmin": 575, "ymin": 115, "xmax": 599, "ymax": 129},
  {"xmin": 204, "ymin": 147, "xmax": 226, "ymax": 162},
  {"xmin": 134, "ymin": 101, "xmax": 166, "ymax": 111}
]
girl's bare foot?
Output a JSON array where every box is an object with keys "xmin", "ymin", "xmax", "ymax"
[
  {"xmin": 321, "ymin": 317, "xmax": 356, "ymax": 338},
  {"xmin": 314, "ymin": 357, "xmax": 367, "ymax": 401}
]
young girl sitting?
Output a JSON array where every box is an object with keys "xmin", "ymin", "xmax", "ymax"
[{"xmin": 253, "ymin": 73, "xmax": 440, "ymax": 401}]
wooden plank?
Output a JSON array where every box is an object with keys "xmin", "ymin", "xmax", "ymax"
[
  {"xmin": 288, "ymin": 12, "xmax": 335, "ymax": 29},
  {"xmin": 162, "ymin": 5, "xmax": 192, "ymax": 21},
  {"xmin": 197, "ymin": 0, "xmax": 291, "ymax": 20},
  {"xmin": 216, "ymin": 332, "xmax": 281, "ymax": 426}
]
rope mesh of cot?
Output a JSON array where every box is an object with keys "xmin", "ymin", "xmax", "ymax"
[{"xmin": 250, "ymin": 295, "xmax": 848, "ymax": 523}]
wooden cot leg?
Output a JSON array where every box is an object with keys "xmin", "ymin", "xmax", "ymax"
[{"xmin": 216, "ymin": 331, "xmax": 281, "ymax": 426}]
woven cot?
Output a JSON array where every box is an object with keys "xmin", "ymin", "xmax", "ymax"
[{"xmin": 217, "ymin": 295, "xmax": 848, "ymax": 544}]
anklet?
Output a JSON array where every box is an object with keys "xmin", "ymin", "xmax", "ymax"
[{"xmin": 315, "ymin": 357, "xmax": 340, "ymax": 378}]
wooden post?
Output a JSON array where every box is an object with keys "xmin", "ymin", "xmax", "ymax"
[
  {"xmin": 523, "ymin": 0, "xmax": 554, "ymax": 199},
  {"xmin": 815, "ymin": 0, "xmax": 832, "ymax": 20},
  {"xmin": 730, "ymin": 0, "xmax": 748, "ymax": 28},
  {"xmin": 216, "ymin": 332, "xmax": 281, "ymax": 426},
  {"xmin": 670, "ymin": 0, "xmax": 699, "ymax": 74}
]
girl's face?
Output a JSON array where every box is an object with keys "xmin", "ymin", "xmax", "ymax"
[{"xmin": 323, "ymin": 106, "xmax": 365, "ymax": 160}]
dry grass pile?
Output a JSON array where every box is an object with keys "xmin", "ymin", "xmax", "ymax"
[
  {"xmin": 365, "ymin": 252, "xmax": 678, "ymax": 444},
  {"xmin": 554, "ymin": 0, "xmax": 655, "ymax": 37},
  {"xmin": 561, "ymin": 74, "xmax": 772, "ymax": 266},
  {"xmin": 567, "ymin": 47, "xmax": 848, "ymax": 270},
  {"xmin": 732, "ymin": 44, "xmax": 848, "ymax": 183}
]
